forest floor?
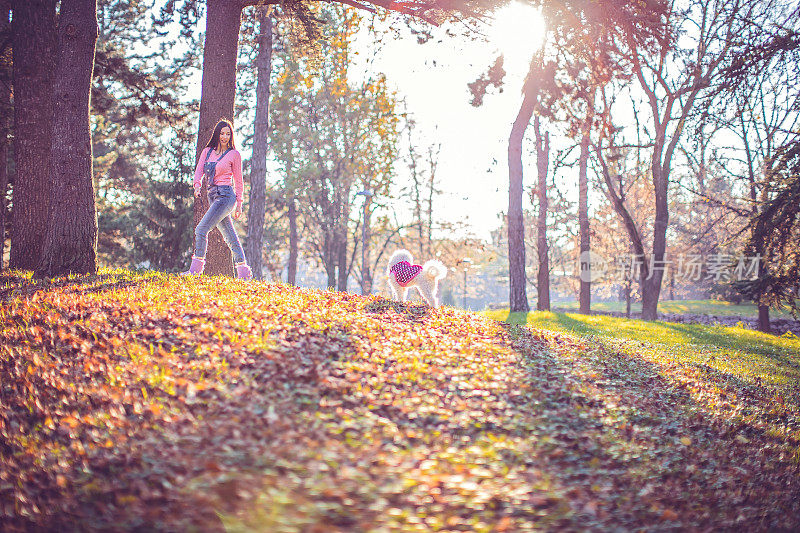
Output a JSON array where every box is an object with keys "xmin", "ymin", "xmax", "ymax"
[{"xmin": 2, "ymin": 270, "xmax": 800, "ymax": 532}]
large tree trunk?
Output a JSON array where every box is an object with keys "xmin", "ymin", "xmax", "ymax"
[
  {"xmin": 287, "ymin": 195, "xmax": 297, "ymax": 285},
  {"xmin": 758, "ymin": 303, "xmax": 770, "ymax": 334},
  {"xmin": 578, "ymin": 129, "xmax": 591, "ymax": 314},
  {"xmin": 35, "ymin": 0, "xmax": 98, "ymax": 278},
  {"xmin": 194, "ymin": 0, "xmax": 243, "ymax": 277},
  {"xmin": 325, "ymin": 242, "xmax": 336, "ymax": 289},
  {"xmin": 323, "ymin": 229, "xmax": 336, "ymax": 288},
  {"xmin": 641, "ymin": 164, "xmax": 669, "ymax": 320},
  {"xmin": 0, "ymin": 0, "xmax": 11, "ymax": 271},
  {"xmin": 745, "ymin": 128, "xmax": 772, "ymax": 333},
  {"xmin": 9, "ymin": 0, "xmax": 56, "ymax": 270},
  {"xmin": 507, "ymin": 70, "xmax": 538, "ymax": 313},
  {"xmin": 534, "ymin": 116, "xmax": 550, "ymax": 311},
  {"xmin": 244, "ymin": 7, "xmax": 272, "ymax": 280}
]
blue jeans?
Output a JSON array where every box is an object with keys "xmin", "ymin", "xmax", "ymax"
[{"xmin": 194, "ymin": 185, "xmax": 246, "ymax": 264}]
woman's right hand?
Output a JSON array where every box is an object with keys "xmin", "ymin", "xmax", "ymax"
[{"xmin": 194, "ymin": 186, "xmax": 201, "ymax": 198}]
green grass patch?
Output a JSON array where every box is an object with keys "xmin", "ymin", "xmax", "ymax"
[
  {"xmin": 552, "ymin": 299, "xmax": 797, "ymax": 318},
  {"xmin": 484, "ymin": 309, "xmax": 800, "ymax": 393}
]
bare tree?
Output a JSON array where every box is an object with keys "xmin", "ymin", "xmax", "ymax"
[
  {"xmin": 400, "ymin": 115, "xmax": 441, "ymax": 262},
  {"xmin": 533, "ymin": 115, "xmax": 550, "ymax": 310},
  {"xmin": 506, "ymin": 58, "xmax": 542, "ymax": 313},
  {"xmin": 596, "ymin": 0, "xmax": 747, "ymax": 320},
  {"xmin": 577, "ymin": 117, "xmax": 591, "ymax": 314},
  {"xmin": 705, "ymin": 0, "xmax": 800, "ymax": 330}
]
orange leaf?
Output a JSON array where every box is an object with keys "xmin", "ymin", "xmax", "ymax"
[
  {"xmin": 661, "ymin": 509, "xmax": 679, "ymax": 521},
  {"xmin": 496, "ymin": 516, "xmax": 513, "ymax": 531}
]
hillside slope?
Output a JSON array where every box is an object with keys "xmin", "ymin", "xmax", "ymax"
[{"xmin": 1, "ymin": 270, "xmax": 799, "ymax": 531}]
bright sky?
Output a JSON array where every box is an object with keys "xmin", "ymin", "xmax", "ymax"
[{"xmin": 351, "ymin": 1, "xmax": 547, "ymax": 241}]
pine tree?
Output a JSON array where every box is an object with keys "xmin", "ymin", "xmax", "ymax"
[
  {"xmin": 9, "ymin": 0, "xmax": 56, "ymax": 270},
  {"xmin": 35, "ymin": 0, "xmax": 99, "ymax": 278}
]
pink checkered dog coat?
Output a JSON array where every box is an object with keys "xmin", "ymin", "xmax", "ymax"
[{"xmin": 389, "ymin": 260, "xmax": 423, "ymax": 287}]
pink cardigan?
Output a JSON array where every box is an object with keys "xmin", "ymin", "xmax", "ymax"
[{"xmin": 193, "ymin": 147, "xmax": 244, "ymax": 207}]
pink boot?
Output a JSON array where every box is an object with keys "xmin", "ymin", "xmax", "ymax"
[
  {"xmin": 235, "ymin": 262, "xmax": 252, "ymax": 280},
  {"xmin": 180, "ymin": 256, "xmax": 205, "ymax": 276}
]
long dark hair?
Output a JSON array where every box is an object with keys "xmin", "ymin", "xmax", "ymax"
[{"xmin": 205, "ymin": 119, "xmax": 236, "ymax": 151}]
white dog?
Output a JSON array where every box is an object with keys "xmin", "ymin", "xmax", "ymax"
[{"xmin": 386, "ymin": 249, "xmax": 447, "ymax": 307}]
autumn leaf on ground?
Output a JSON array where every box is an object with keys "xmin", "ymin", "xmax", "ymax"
[{"xmin": 1, "ymin": 269, "xmax": 799, "ymax": 531}]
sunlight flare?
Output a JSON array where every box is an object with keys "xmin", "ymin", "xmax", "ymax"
[{"xmin": 488, "ymin": 1, "xmax": 546, "ymax": 77}]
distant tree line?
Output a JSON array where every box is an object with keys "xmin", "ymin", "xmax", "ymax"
[{"xmin": 470, "ymin": 0, "xmax": 799, "ymax": 331}]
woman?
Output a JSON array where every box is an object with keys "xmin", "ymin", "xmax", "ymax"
[{"xmin": 181, "ymin": 119, "xmax": 252, "ymax": 280}]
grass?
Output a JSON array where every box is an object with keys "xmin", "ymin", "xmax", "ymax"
[
  {"xmin": 483, "ymin": 309, "xmax": 800, "ymax": 395},
  {"xmin": 552, "ymin": 299, "xmax": 798, "ymax": 319}
]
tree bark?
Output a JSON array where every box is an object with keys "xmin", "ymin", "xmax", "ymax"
[
  {"xmin": 641, "ymin": 163, "xmax": 669, "ymax": 320},
  {"xmin": 594, "ymin": 142, "xmax": 652, "ymax": 315},
  {"xmin": 195, "ymin": 0, "xmax": 243, "ymax": 277},
  {"xmin": 287, "ymin": 195, "xmax": 297, "ymax": 285},
  {"xmin": 669, "ymin": 270, "xmax": 674, "ymax": 300},
  {"xmin": 756, "ymin": 253, "xmax": 770, "ymax": 333},
  {"xmin": 534, "ymin": 116, "xmax": 550, "ymax": 311},
  {"xmin": 507, "ymin": 68, "xmax": 538, "ymax": 313},
  {"xmin": 336, "ymin": 224, "xmax": 348, "ymax": 291},
  {"xmin": 757, "ymin": 303, "xmax": 770, "ymax": 334},
  {"xmin": 425, "ymin": 151, "xmax": 437, "ymax": 258},
  {"xmin": 625, "ymin": 277, "xmax": 632, "ymax": 318},
  {"xmin": 35, "ymin": 0, "xmax": 98, "ymax": 278},
  {"xmin": 361, "ymin": 195, "xmax": 372, "ymax": 294},
  {"xmin": 744, "ymin": 119, "xmax": 772, "ymax": 333},
  {"xmin": 9, "ymin": 0, "xmax": 56, "ymax": 270},
  {"xmin": 244, "ymin": 7, "xmax": 272, "ymax": 280},
  {"xmin": 578, "ymin": 128, "xmax": 591, "ymax": 314},
  {"xmin": 324, "ymin": 231, "xmax": 336, "ymax": 289},
  {"xmin": 0, "ymin": 117, "xmax": 7, "ymax": 272},
  {"xmin": 0, "ymin": 0, "xmax": 11, "ymax": 270}
]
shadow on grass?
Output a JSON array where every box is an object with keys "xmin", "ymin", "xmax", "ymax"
[
  {"xmin": 506, "ymin": 310, "xmax": 606, "ymax": 337},
  {"xmin": 659, "ymin": 321, "xmax": 800, "ymax": 364},
  {"xmin": 492, "ymin": 322, "xmax": 800, "ymax": 530},
  {"xmin": 502, "ymin": 311, "xmax": 800, "ymax": 399},
  {"xmin": 504, "ymin": 311, "xmax": 530, "ymax": 326}
]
